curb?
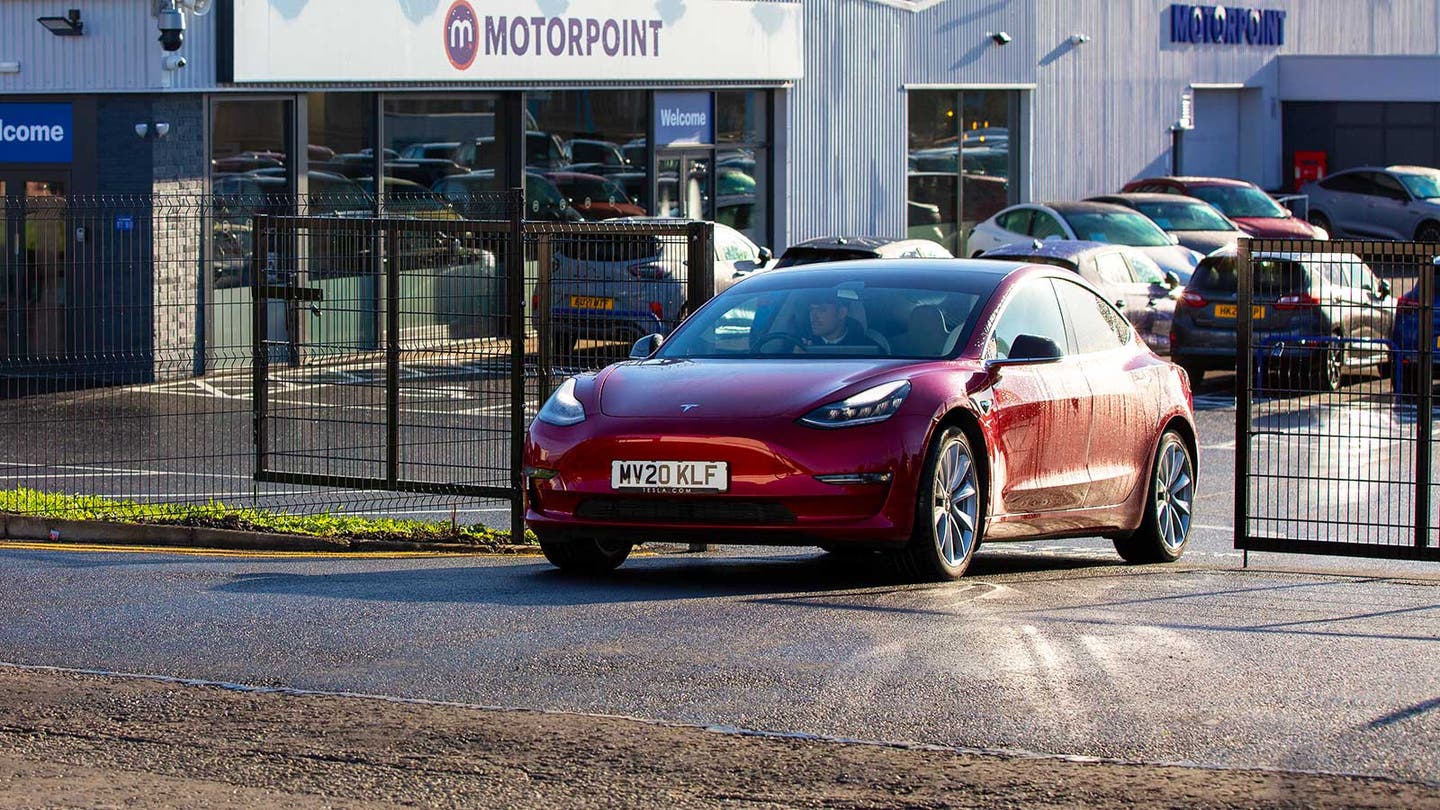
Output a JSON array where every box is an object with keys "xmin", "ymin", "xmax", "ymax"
[{"xmin": 0, "ymin": 514, "xmax": 532, "ymax": 555}]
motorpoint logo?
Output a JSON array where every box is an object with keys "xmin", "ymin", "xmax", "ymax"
[{"xmin": 444, "ymin": 0, "xmax": 479, "ymax": 70}]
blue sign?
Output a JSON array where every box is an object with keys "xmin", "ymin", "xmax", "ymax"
[
  {"xmin": 0, "ymin": 103, "xmax": 73, "ymax": 164},
  {"xmin": 655, "ymin": 92, "xmax": 713, "ymax": 147},
  {"xmin": 1169, "ymin": 5, "xmax": 1285, "ymax": 46},
  {"xmin": 115, "ymin": 216, "xmax": 134, "ymax": 232}
]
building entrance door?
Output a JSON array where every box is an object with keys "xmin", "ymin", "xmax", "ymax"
[
  {"xmin": 656, "ymin": 151, "xmax": 713, "ymax": 221},
  {"xmin": 1, "ymin": 175, "xmax": 69, "ymax": 367}
]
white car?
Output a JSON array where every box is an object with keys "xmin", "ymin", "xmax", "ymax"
[{"xmin": 967, "ymin": 201, "xmax": 1204, "ymax": 283}]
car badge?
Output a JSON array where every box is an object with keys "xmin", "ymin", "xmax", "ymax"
[{"xmin": 681, "ymin": 404, "xmax": 700, "ymax": 412}]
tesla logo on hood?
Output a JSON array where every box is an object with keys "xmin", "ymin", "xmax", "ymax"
[{"xmin": 681, "ymin": 404, "xmax": 700, "ymax": 412}]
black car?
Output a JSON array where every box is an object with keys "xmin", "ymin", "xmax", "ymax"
[{"xmin": 775, "ymin": 235, "xmax": 952, "ymax": 268}]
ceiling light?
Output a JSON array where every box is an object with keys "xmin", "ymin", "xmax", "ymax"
[{"xmin": 37, "ymin": 9, "xmax": 84, "ymax": 36}]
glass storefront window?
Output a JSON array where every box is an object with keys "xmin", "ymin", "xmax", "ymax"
[
  {"xmin": 908, "ymin": 90, "xmax": 1016, "ymax": 256},
  {"xmin": 716, "ymin": 91, "xmax": 766, "ymax": 144},
  {"xmin": 527, "ymin": 90, "xmax": 645, "ymax": 222},
  {"xmin": 307, "ymin": 92, "xmax": 373, "ymax": 214},
  {"xmin": 382, "ymin": 95, "xmax": 506, "ymax": 218}
]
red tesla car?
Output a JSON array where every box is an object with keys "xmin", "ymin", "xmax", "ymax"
[{"xmin": 525, "ymin": 260, "xmax": 1197, "ymax": 581}]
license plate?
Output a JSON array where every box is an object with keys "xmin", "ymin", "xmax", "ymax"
[
  {"xmin": 570, "ymin": 295, "xmax": 614, "ymax": 311},
  {"xmin": 1214, "ymin": 304, "xmax": 1265, "ymax": 319},
  {"xmin": 611, "ymin": 460, "xmax": 728, "ymax": 492}
]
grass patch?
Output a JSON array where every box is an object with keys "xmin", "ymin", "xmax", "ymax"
[{"xmin": 0, "ymin": 488, "xmax": 534, "ymax": 548}]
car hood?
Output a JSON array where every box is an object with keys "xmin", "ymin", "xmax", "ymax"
[
  {"xmin": 1231, "ymin": 216, "xmax": 1318, "ymax": 239},
  {"xmin": 1173, "ymin": 231, "xmax": 1240, "ymax": 255},
  {"xmin": 595, "ymin": 359, "xmax": 914, "ymax": 419}
]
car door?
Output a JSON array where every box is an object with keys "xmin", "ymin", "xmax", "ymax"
[
  {"xmin": 982, "ymin": 277, "xmax": 1093, "ymax": 519},
  {"xmin": 1340, "ymin": 173, "xmax": 1392, "ymax": 239},
  {"xmin": 1094, "ymin": 249, "xmax": 1159, "ymax": 347},
  {"xmin": 713, "ymin": 226, "xmax": 764, "ymax": 293},
  {"xmin": 1317, "ymin": 172, "xmax": 1367, "ymax": 236},
  {"xmin": 1317, "ymin": 256, "xmax": 1392, "ymax": 365},
  {"xmin": 1369, "ymin": 172, "xmax": 1416, "ymax": 240},
  {"xmin": 1050, "ymin": 278, "xmax": 1151, "ymax": 509},
  {"xmin": 972, "ymin": 207, "xmax": 1032, "ymax": 254}
]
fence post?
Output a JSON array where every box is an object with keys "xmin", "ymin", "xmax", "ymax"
[
  {"xmin": 385, "ymin": 221, "xmax": 400, "ymax": 489},
  {"xmin": 686, "ymin": 221, "xmax": 715, "ymax": 320},
  {"xmin": 535, "ymin": 232, "xmax": 553, "ymax": 404},
  {"xmin": 1234, "ymin": 238, "xmax": 1253, "ymax": 558},
  {"xmin": 1418, "ymin": 255, "xmax": 1436, "ymax": 549},
  {"xmin": 509, "ymin": 188, "xmax": 527, "ymax": 543},
  {"xmin": 251, "ymin": 214, "xmax": 271, "ymax": 480}
]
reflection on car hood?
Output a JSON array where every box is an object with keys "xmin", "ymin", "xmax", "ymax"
[
  {"xmin": 1135, "ymin": 245, "xmax": 1200, "ymax": 283},
  {"xmin": 596, "ymin": 359, "xmax": 913, "ymax": 419}
]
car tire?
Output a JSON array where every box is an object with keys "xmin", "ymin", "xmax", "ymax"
[
  {"xmin": 1314, "ymin": 340, "xmax": 1345, "ymax": 392},
  {"xmin": 1175, "ymin": 357, "xmax": 1206, "ymax": 385},
  {"xmin": 1417, "ymin": 221, "xmax": 1440, "ymax": 244},
  {"xmin": 893, "ymin": 425, "xmax": 983, "ymax": 582},
  {"xmin": 1310, "ymin": 210, "xmax": 1333, "ymax": 236},
  {"xmin": 538, "ymin": 533, "xmax": 633, "ymax": 573},
  {"xmin": 1113, "ymin": 429, "xmax": 1194, "ymax": 564}
]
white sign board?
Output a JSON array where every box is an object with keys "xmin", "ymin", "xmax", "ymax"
[
  {"xmin": 229, "ymin": 0, "xmax": 804, "ymax": 83},
  {"xmin": 1177, "ymin": 88, "xmax": 1195, "ymax": 130}
]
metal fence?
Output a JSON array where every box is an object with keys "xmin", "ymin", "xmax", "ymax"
[
  {"xmin": 0, "ymin": 191, "xmax": 713, "ymax": 534},
  {"xmin": 1236, "ymin": 237, "xmax": 1440, "ymax": 560}
]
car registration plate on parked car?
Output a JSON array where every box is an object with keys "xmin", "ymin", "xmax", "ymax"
[
  {"xmin": 611, "ymin": 460, "xmax": 728, "ymax": 492},
  {"xmin": 1214, "ymin": 304, "xmax": 1265, "ymax": 319},
  {"xmin": 571, "ymin": 295, "xmax": 615, "ymax": 311}
]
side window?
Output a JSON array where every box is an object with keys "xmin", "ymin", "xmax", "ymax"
[
  {"xmin": 1030, "ymin": 212, "xmax": 1067, "ymax": 239},
  {"xmin": 989, "ymin": 279, "xmax": 1068, "ymax": 360},
  {"xmin": 1373, "ymin": 172, "xmax": 1410, "ymax": 202},
  {"xmin": 1125, "ymin": 252, "xmax": 1167, "ymax": 285},
  {"xmin": 715, "ymin": 232, "xmax": 754, "ymax": 262},
  {"xmin": 1094, "ymin": 252, "xmax": 1133, "ymax": 285},
  {"xmin": 996, "ymin": 209, "xmax": 1032, "ymax": 234},
  {"xmin": 1054, "ymin": 278, "xmax": 1131, "ymax": 353}
]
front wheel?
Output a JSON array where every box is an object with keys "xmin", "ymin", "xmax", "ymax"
[
  {"xmin": 538, "ymin": 534, "xmax": 633, "ymax": 574},
  {"xmin": 1310, "ymin": 210, "xmax": 1333, "ymax": 236},
  {"xmin": 1417, "ymin": 221, "xmax": 1440, "ymax": 244},
  {"xmin": 893, "ymin": 426, "xmax": 983, "ymax": 582},
  {"xmin": 1114, "ymin": 430, "xmax": 1194, "ymax": 564}
]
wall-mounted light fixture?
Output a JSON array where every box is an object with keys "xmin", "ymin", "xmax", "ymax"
[
  {"xmin": 1069, "ymin": 33, "xmax": 1092, "ymax": 45},
  {"xmin": 134, "ymin": 122, "xmax": 171, "ymax": 139},
  {"xmin": 988, "ymin": 30, "xmax": 1012, "ymax": 46},
  {"xmin": 37, "ymin": 9, "xmax": 84, "ymax": 36}
]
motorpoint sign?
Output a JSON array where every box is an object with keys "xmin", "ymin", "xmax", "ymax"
[
  {"xmin": 0, "ymin": 103, "xmax": 72, "ymax": 164},
  {"xmin": 228, "ymin": 0, "xmax": 803, "ymax": 83}
]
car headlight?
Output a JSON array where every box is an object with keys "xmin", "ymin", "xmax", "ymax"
[
  {"xmin": 536, "ymin": 377, "xmax": 586, "ymax": 426},
  {"xmin": 799, "ymin": 381, "xmax": 911, "ymax": 429}
]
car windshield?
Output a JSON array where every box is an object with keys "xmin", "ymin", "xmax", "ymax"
[
  {"xmin": 1061, "ymin": 211, "xmax": 1172, "ymax": 247},
  {"xmin": 656, "ymin": 279, "xmax": 992, "ymax": 360},
  {"xmin": 1188, "ymin": 185, "xmax": 1288, "ymax": 218},
  {"xmin": 1132, "ymin": 201, "xmax": 1231, "ymax": 231},
  {"xmin": 1396, "ymin": 170, "xmax": 1440, "ymax": 200},
  {"xmin": 1193, "ymin": 256, "xmax": 1306, "ymax": 294}
]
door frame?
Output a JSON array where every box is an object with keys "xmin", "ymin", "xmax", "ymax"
[{"xmin": 655, "ymin": 149, "xmax": 714, "ymax": 221}]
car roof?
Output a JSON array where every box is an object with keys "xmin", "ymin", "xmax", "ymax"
[
  {"xmin": 1136, "ymin": 176, "xmax": 1254, "ymax": 188},
  {"xmin": 1387, "ymin": 165, "xmax": 1440, "ymax": 174},
  {"xmin": 981, "ymin": 239, "xmax": 1125, "ymax": 262},
  {"xmin": 1086, "ymin": 192, "xmax": 1209, "ymax": 206},
  {"xmin": 1041, "ymin": 200, "xmax": 1133, "ymax": 215},
  {"xmin": 786, "ymin": 235, "xmax": 908, "ymax": 251},
  {"xmin": 1202, "ymin": 245, "xmax": 1366, "ymax": 264},
  {"xmin": 766, "ymin": 257, "xmax": 1029, "ymax": 284}
]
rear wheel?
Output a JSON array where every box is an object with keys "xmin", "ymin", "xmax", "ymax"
[
  {"xmin": 538, "ymin": 533, "xmax": 633, "ymax": 573},
  {"xmin": 1314, "ymin": 340, "xmax": 1345, "ymax": 392},
  {"xmin": 1417, "ymin": 221, "xmax": 1440, "ymax": 244},
  {"xmin": 1114, "ymin": 430, "xmax": 1194, "ymax": 564},
  {"xmin": 1310, "ymin": 210, "xmax": 1333, "ymax": 236},
  {"xmin": 893, "ymin": 426, "xmax": 983, "ymax": 582}
]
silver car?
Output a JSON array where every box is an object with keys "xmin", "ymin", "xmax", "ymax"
[{"xmin": 1300, "ymin": 166, "xmax": 1440, "ymax": 242}]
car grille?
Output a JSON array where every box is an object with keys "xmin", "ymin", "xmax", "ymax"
[{"xmin": 575, "ymin": 498, "xmax": 797, "ymax": 525}]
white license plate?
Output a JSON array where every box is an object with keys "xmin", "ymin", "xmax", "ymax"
[{"xmin": 611, "ymin": 460, "xmax": 728, "ymax": 492}]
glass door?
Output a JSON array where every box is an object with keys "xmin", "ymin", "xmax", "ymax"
[
  {"xmin": 655, "ymin": 151, "xmax": 713, "ymax": 221},
  {"xmin": 1, "ymin": 175, "xmax": 69, "ymax": 364}
]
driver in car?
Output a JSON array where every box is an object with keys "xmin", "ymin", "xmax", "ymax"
[{"xmin": 803, "ymin": 290, "xmax": 881, "ymax": 349}]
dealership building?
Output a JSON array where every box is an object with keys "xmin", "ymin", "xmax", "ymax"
[{"xmin": 2, "ymin": 0, "xmax": 1439, "ymax": 378}]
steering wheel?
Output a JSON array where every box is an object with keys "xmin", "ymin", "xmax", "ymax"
[{"xmin": 756, "ymin": 332, "xmax": 807, "ymax": 353}]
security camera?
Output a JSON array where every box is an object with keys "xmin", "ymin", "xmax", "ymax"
[
  {"xmin": 989, "ymin": 31, "xmax": 1012, "ymax": 45},
  {"xmin": 157, "ymin": 4, "xmax": 186, "ymax": 51},
  {"xmin": 162, "ymin": 54, "xmax": 187, "ymax": 70}
]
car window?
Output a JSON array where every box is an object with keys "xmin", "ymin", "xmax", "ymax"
[
  {"xmin": 1372, "ymin": 172, "xmax": 1411, "ymax": 202},
  {"xmin": 1320, "ymin": 173, "xmax": 1368, "ymax": 194},
  {"xmin": 1094, "ymin": 252, "xmax": 1133, "ymax": 285},
  {"xmin": 1054, "ymin": 277, "xmax": 1130, "ymax": 353},
  {"xmin": 1192, "ymin": 256, "xmax": 1307, "ymax": 294},
  {"xmin": 989, "ymin": 278, "xmax": 1067, "ymax": 360},
  {"xmin": 995, "ymin": 209, "xmax": 1032, "ymax": 234},
  {"xmin": 1030, "ymin": 212, "xmax": 1067, "ymax": 239},
  {"xmin": 1133, "ymin": 200, "xmax": 1231, "ymax": 231},
  {"xmin": 716, "ymin": 230, "xmax": 756, "ymax": 262},
  {"xmin": 1062, "ymin": 210, "xmax": 1172, "ymax": 247},
  {"xmin": 1188, "ymin": 185, "xmax": 1288, "ymax": 218},
  {"xmin": 1126, "ymin": 252, "xmax": 1167, "ymax": 285},
  {"xmin": 1395, "ymin": 170, "xmax": 1440, "ymax": 200}
]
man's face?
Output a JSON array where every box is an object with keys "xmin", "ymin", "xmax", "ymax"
[{"xmin": 809, "ymin": 301, "xmax": 846, "ymax": 341}]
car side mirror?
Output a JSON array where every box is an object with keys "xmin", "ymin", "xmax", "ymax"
[
  {"xmin": 629, "ymin": 333, "xmax": 664, "ymax": 359},
  {"xmin": 1164, "ymin": 270, "xmax": 1181, "ymax": 290},
  {"xmin": 994, "ymin": 334, "xmax": 1064, "ymax": 365},
  {"xmin": 757, "ymin": 246, "xmax": 772, "ymax": 267},
  {"xmin": 1378, "ymin": 279, "xmax": 1392, "ymax": 297}
]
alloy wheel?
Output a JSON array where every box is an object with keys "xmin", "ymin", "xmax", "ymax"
[
  {"xmin": 932, "ymin": 437, "xmax": 980, "ymax": 567},
  {"xmin": 1152, "ymin": 438, "xmax": 1194, "ymax": 553}
]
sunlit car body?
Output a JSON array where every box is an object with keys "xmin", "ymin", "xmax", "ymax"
[
  {"xmin": 980, "ymin": 240, "xmax": 1181, "ymax": 355},
  {"xmin": 1300, "ymin": 166, "xmax": 1440, "ymax": 242},
  {"xmin": 1121, "ymin": 176, "xmax": 1329, "ymax": 240},
  {"xmin": 526, "ymin": 260, "xmax": 1198, "ymax": 581},
  {"xmin": 774, "ymin": 235, "xmax": 954, "ymax": 268},
  {"xmin": 966, "ymin": 201, "xmax": 1204, "ymax": 282},
  {"xmin": 1084, "ymin": 193, "xmax": 1245, "ymax": 255}
]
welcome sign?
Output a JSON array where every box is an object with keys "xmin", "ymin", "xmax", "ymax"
[
  {"xmin": 0, "ymin": 103, "xmax": 72, "ymax": 164},
  {"xmin": 226, "ymin": 0, "xmax": 803, "ymax": 83},
  {"xmin": 655, "ymin": 92, "xmax": 713, "ymax": 146}
]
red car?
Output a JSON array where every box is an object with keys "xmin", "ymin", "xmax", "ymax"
[
  {"xmin": 525, "ymin": 260, "xmax": 1197, "ymax": 581},
  {"xmin": 545, "ymin": 171, "xmax": 646, "ymax": 221},
  {"xmin": 1121, "ymin": 176, "xmax": 1328, "ymax": 240}
]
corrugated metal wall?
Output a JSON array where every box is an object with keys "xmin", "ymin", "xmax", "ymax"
[
  {"xmin": 1030, "ymin": 0, "xmax": 1440, "ymax": 199},
  {"xmin": 0, "ymin": 0, "xmax": 216, "ymax": 94}
]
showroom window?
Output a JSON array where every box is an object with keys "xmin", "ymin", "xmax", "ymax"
[
  {"xmin": 382, "ymin": 95, "xmax": 507, "ymax": 218},
  {"xmin": 908, "ymin": 89, "xmax": 1018, "ymax": 256},
  {"xmin": 715, "ymin": 91, "xmax": 769, "ymax": 247},
  {"xmin": 527, "ymin": 90, "xmax": 646, "ymax": 222}
]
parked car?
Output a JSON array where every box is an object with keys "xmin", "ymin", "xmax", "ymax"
[
  {"xmin": 526, "ymin": 131, "xmax": 570, "ymax": 170},
  {"xmin": 432, "ymin": 171, "xmax": 584, "ymax": 222},
  {"xmin": 545, "ymin": 171, "xmax": 645, "ymax": 220},
  {"xmin": 1300, "ymin": 166, "xmax": 1440, "ymax": 242},
  {"xmin": 775, "ymin": 236, "xmax": 953, "ymax": 269},
  {"xmin": 966, "ymin": 201, "xmax": 1203, "ymax": 282},
  {"xmin": 565, "ymin": 138, "xmax": 629, "ymax": 169},
  {"xmin": 980, "ymin": 240, "xmax": 1181, "ymax": 355},
  {"xmin": 1084, "ymin": 193, "xmax": 1244, "ymax": 255},
  {"xmin": 526, "ymin": 259, "xmax": 1197, "ymax": 580},
  {"xmin": 1122, "ymin": 176, "xmax": 1329, "ymax": 240},
  {"xmin": 544, "ymin": 219, "xmax": 771, "ymax": 356},
  {"xmin": 1170, "ymin": 247, "xmax": 1394, "ymax": 388}
]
